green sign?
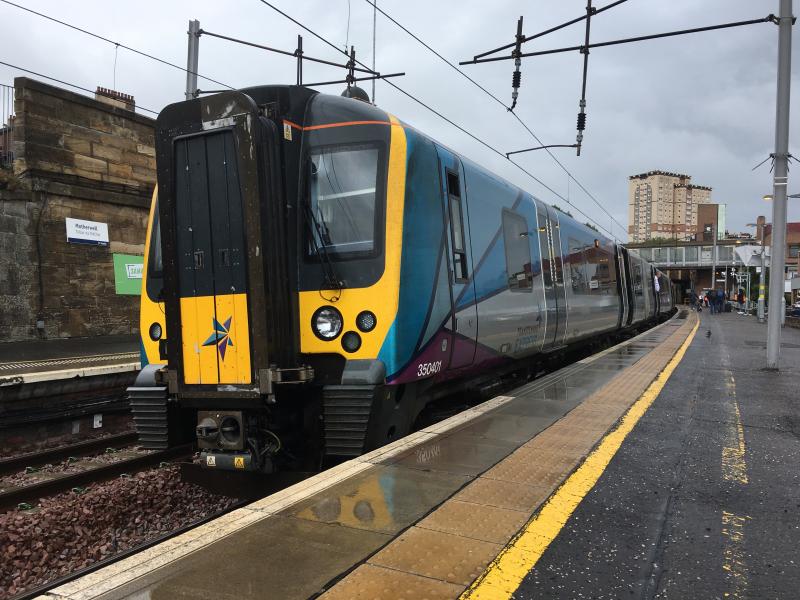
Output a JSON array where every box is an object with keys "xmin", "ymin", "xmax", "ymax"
[{"xmin": 113, "ymin": 253, "xmax": 144, "ymax": 295}]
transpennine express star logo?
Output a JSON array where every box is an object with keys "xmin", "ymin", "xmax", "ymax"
[{"xmin": 202, "ymin": 317, "xmax": 234, "ymax": 360}]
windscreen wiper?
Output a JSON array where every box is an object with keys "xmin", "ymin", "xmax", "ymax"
[{"xmin": 303, "ymin": 202, "xmax": 344, "ymax": 292}]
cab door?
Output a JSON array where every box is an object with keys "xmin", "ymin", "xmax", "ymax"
[
  {"xmin": 438, "ymin": 148, "xmax": 477, "ymax": 369},
  {"xmin": 173, "ymin": 131, "xmax": 252, "ymax": 385}
]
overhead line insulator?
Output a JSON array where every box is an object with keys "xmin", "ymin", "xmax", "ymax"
[{"xmin": 509, "ymin": 16, "xmax": 524, "ymax": 111}]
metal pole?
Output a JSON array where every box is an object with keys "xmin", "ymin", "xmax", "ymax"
[
  {"xmin": 724, "ymin": 256, "xmax": 729, "ymax": 299},
  {"xmin": 747, "ymin": 269, "xmax": 751, "ymax": 314},
  {"xmin": 712, "ymin": 222, "xmax": 717, "ymax": 295},
  {"xmin": 766, "ymin": 0, "xmax": 792, "ymax": 370},
  {"xmin": 759, "ymin": 229, "xmax": 767, "ymax": 322},
  {"xmin": 297, "ymin": 35, "xmax": 303, "ymax": 85},
  {"xmin": 185, "ymin": 19, "xmax": 200, "ymax": 100},
  {"xmin": 372, "ymin": 0, "xmax": 377, "ymax": 103}
]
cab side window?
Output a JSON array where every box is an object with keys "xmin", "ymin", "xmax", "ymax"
[{"xmin": 447, "ymin": 171, "xmax": 468, "ymax": 282}]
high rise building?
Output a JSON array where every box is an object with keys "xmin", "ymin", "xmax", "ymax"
[{"xmin": 628, "ymin": 170, "xmax": 711, "ymax": 243}]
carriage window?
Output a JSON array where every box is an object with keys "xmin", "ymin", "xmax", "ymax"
[
  {"xmin": 502, "ymin": 209, "xmax": 532, "ymax": 292},
  {"xmin": 308, "ymin": 144, "xmax": 380, "ymax": 259},
  {"xmin": 568, "ymin": 237, "xmax": 589, "ymax": 294},
  {"xmin": 633, "ymin": 264, "xmax": 643, "ymax": 296},
  {"xmin": 588, "ymin": 244, "xmax": 615, "ymax": 294}
]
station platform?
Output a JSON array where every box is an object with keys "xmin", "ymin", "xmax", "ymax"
[
  {"xmin": 0, "ymin": 334, "xmax": 140, "ymax": 385},
  {"xmin": 38, "ymin": 311, "xmax": 799, "ymax": 600}
]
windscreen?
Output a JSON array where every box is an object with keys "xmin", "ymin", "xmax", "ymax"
[
  {"xmin": 146, "ymin": 202, "xmax": 163, "ymax": 302},
  {"xmin": 308, "ymin": 144, "xmax": 380, "ymax": 259}
]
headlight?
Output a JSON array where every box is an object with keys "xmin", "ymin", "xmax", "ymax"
[
  {"xmin": 356, "ymin": 310, "xmax": 377, "ymax": 332},
  {"xmin": 341, "ymin": 331, "xmax": 362, "ymax": 353},
  {"xmin": 312, "ymin": 306, "xmax": 343, "ymax": 340},
  {"xmin": 149, "ymin": 322, "xmax": 162, "ymax": 341}
]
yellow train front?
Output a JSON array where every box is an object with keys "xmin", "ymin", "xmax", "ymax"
[
  {"xmin": 134, "ymin": 86, "xmax": 407, "ymax": 472},
  {"xmin": 133, "ymin": 84, "xmax": 672, "ymax": 474}
]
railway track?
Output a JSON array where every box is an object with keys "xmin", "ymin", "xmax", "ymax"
[
  {"xmin": 0, "ymin": 431, "xmax": 138, "ymax": 477},
  {"xmin": 0, "ymin": 444, "xmax": 192, "ymax": 512}
]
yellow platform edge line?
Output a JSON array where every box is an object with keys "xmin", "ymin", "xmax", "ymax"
[{"xmin": 461, "ymin": 317, "xmax": 700, "ymax": 600}]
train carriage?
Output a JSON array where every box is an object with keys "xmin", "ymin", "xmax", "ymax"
[{"xmin": 132, "ymin": 85, "xmax": 672, "ymax": 471}]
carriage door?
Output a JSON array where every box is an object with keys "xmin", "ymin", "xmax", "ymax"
[
  {"xmin": 652, "ymin": 266, "xmax": 661, "ymax": 315},
  {"xmin": 536, "ymin": 203, "xmax": 558, "ymax": 348},
  {"xmin": 621, "ymin": 247, "xmax": 635, "ymax": 326},
  {"xmin": 546, "ymin": 206, "xmax": 568, "ymax": 346},
  {"xmin": 174, "ymin": 130, "xmax": 251, "ymax": 385},
  {"xmin": 616, "ymin": 245, "xmax": 630, "ymax": 327},
  {"xmin": 439, "ymin": 149, "xmax": 477, "ymax": 368}
]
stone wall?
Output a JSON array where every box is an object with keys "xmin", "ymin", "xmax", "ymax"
[{"xmin": 0, "ymin": 77, "xmax": 155, "ymax": 341}]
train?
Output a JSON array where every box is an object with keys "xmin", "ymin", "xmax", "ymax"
[{"xmin": 130, "ymin": 84, "xmax": 673, "ymax": 472}]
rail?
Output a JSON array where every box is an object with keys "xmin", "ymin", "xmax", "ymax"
[
  {"xmin": 0, "ymin": 444, "xmax": 192, "ymax": 511},
  {"xmin": 0, "ymin": 431, "xmax": 138, "ymax": 477}
]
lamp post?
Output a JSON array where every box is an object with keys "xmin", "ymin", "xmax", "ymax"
[
  {"xmin": 763, "ymin": 193, "xmax": 800, "ymax": 199},
  {"xmin": 765, "ymin": 0, "xmax": 793, "ymax": 370}
]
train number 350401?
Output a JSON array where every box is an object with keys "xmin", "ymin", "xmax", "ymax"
[{"xmin": 416, "ymin": 361, "xmax": 443, "ymax": 378}]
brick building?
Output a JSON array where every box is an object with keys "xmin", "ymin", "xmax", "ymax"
[
  {"xmin": 763, "ymin": 220, "xmax": 800, "ymax": 277},
  {"xmin": 0, "ymin": 77, "xmax": 155, "ymax": 341}
]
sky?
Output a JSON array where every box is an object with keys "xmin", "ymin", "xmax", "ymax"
[{"xmin": 1, "ymin": 0, "xmax": 799, "ymax": 240}]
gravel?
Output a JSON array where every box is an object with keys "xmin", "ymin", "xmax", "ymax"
[{"xmin": 0, "ymin": 465, "xmax": 240, "ymax": 599}]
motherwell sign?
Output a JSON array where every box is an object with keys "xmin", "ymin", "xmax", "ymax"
[{"xmin": 65, "ymin": 217, "xmax": 109, "ymax": 246}]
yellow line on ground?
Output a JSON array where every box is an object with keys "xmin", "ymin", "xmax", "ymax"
[
  {"xmin": 721, "ymin": 510, "xmax": 750, "ymax": 598},
  {"xmin": 721, "ymin": 373, "xmax": 748, "ymax": 485},
  {"xmin": 461, "ymin": 319, "xmax": 700, "ymax": 600}
]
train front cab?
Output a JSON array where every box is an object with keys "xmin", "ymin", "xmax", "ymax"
[
  {"xmin": 130, "ymin": 87, "xmax": 418, "ymax": 469},
  {"xmin": 295, "ymin": 95, "xmax": 410, "ymax": 458}
]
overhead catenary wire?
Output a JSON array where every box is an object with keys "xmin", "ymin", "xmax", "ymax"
[
  {"xmin": 470, "ymin": 0, "xmax": 630, "ymax": 61},
  {"xmin": 0, "ymin": 60, "xmax": 159, "ymax": 115},
  {"xmin": 361, "ymin": 0, "xmax": 625, "ymax": 238},
  {"xmin": 463, "ymin": 15, "xmax": 776, "ymax": 64},
  {"xmin": 255, "ymin": 0, "xmax": 617, "ymax": 239},
  {"xmin": 199, "ymin": 29, "xmax": 377, "ymax": 74},
  {"xmin": 0, "ymin": 0, "xmax": 234, "ymax": 90}
]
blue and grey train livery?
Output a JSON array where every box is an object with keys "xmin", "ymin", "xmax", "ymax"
[{"xmin": 132, "ymin": 85, "xmax": 673, "ymax": 472}]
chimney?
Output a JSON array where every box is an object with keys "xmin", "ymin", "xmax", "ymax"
[{"xmin": 95, "ymin": 86, "xmax": 135, "ymax": 112}]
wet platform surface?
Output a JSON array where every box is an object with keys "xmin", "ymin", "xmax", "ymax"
[
  {"xmin": 512, "ymin": 311, "xmax": 800, "ymax": 599},
  {"xmin": 44, "ymin": 315, "xmax": 699, "ymax": 600},
  {"xmin": 0, "ymin": 334, "xmax": 139, "ymax": 380}
]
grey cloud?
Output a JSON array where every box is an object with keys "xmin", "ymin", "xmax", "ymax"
[{"xmin": 1, "ymin": 0, "xmax": 798, "ymax": 235}]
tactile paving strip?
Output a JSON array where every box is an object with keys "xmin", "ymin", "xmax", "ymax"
[{"xmin": 322, "ymin": 314, "xmax": 697, "ymax": 599}]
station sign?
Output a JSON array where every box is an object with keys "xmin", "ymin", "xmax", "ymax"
[
  {"xmin": 113, "ymin": 253, "xmax": 144, "ymax": 295},
  {"xmin": 66, "ymin": 217, "xmax": 109, "ymax": 246}
]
